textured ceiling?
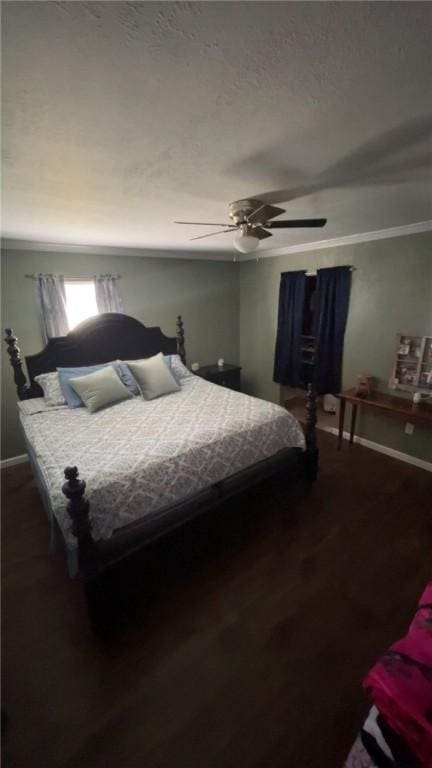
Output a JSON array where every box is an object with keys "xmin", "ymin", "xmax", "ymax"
[{"xmin": 2, "ymin": 1, "xmax": 432, "ymax": 259}]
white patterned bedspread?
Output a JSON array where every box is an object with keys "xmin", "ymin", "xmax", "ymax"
[{"xmin": 19, "ymin": 375, "xmax": 305, "ymax": 548}]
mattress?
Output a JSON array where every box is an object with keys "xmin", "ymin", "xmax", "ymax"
[{"xmin": 19, "ymin": 374, "xmax": 305, "ymax": 554}]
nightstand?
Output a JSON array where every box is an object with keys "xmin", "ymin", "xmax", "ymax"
[{"xmin": 195, "ymin": 363, "xmax": 241, "ymax": 391}]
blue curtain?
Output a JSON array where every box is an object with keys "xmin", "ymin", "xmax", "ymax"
[
  {"xmin": 314, "ymin": 266, "xmax": 351, "ymax": 395},
  {"xmin": 273, "ymin": 270, "xmax": 306, "ymax": 387}
]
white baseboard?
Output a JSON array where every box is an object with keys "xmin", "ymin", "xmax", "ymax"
[
  {"xmin": 323, "ymin": 426, "xmax": 432, "ymax": 473},
  {"xmin": 0, "ymin": 454, "xmax": 29, "ymax": 469}
]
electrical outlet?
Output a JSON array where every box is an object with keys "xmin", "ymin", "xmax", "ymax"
[{"xmin": 405, "ymin": 422, "xmax": 415, "ymax": 435}]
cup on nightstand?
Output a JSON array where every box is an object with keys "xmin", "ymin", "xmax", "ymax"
[{"xmin": 217, "ymin": 358, "xmax": 224, "ymax": 369}]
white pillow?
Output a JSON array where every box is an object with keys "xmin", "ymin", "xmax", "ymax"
[
  {"xmin": 127, "ymin": 353, "xmax": 181, "ymax": 400},
  {"xmin": 124, "ymin": 355, "xmax": 188, "ymax": 384},
  {"xmin": 167, "ymin": 354, "xmax": 193, "ymax": 380},
  {"xmin": 34, "ymin": 372, "xmax": 66, "ymax": 406},
  {"xmin": 69, "ymin": 366, "xmax": 132, "ymax": 413}
]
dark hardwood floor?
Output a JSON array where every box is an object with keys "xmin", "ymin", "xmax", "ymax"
[{"xmin": 2, "ymin": 432, "xmax": 431, "ymax": 768}]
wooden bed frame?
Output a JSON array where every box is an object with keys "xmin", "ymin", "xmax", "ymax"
[{"xmin": 5, "ymin": 313, "xmax": 318, "ymax": 625}]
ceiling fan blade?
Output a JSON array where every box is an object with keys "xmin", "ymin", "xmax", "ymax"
[
  {"xmin": 265, "ymin": 218, "xmax": 327, "ymax": 229},
  {"xmin": 247, "ymin": 204, "xmax": 285, "ymax": 224},
  {"xmin": 175, "ymin": 221, "xmax": 235, "ymax": 227},
  {"xmin": 253, "ymin": 227, "xmax": 273, "ymax": 240},
  {"xmin": 190, "ymin": 229, "xmax": 235, "ymax": 241}
]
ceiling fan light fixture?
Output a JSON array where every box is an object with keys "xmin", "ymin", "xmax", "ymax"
[{"xmin": 234, "ymin": 233, "xmax": 259, "ymax": 254}]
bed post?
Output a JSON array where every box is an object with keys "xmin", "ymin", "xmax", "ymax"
[
  {"xmin": 176, "ymin": 315, "xmax": 186, "ymax": 365},
  {"xmin": 4, "ymin": 328, "xmax": 30, "ymax": 400},
  {"xmin": 62, "ymin": 466, "xmax": 104, "ymax": 626},
  {"xmin": 304, "ymin": 384, "xmax": 318, "ymax": 483}
]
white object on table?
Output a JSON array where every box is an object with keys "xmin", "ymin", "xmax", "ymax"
[
  {"xmin": 191, "ymin": 362, "xmax": 200, "ymax": 372},
  {"xmin": 413, "ymin": 391, "xmax": 421, "ymax": 404},
  {"xmin": 323, "ymin": 394, "xmax": 338, "ymax": 413},
  {"xmin": 217, "ymin": 358, "xmax": 224, "ymax": 369}
]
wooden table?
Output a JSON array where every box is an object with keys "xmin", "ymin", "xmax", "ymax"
[{"xmin": 337, "ymin": 388, "xmax": 432, "ymax": 450}]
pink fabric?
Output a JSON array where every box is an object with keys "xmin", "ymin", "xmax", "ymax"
[{"xmin": 364, "ymin": 582, "xmax": 432, "ymax": 767}]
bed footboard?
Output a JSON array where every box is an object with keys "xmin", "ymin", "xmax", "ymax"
[
  {"xmin": 304, "ymin": 384, "xmax": 318, "ymax": 483},
  {"xmin": 62, "ymin": 467, "xmax": 98, "ymax": 575},
  {"xmin": 62, "ymin": 467, "xmax": 105, "ymax": 625},
  {"xmin": 61, "ymin": 386, "xmax": 318, "ymax": 628}
]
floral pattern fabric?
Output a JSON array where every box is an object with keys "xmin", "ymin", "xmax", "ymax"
[
  {"xmin": 19, "ymin": 375, "xmax": 305, "ymax": 552},
  {"xmin": 34, "ymin": 372, "xmax": 66, "ymax": 406}
]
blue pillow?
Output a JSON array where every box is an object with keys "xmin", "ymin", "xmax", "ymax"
[
  {"xmin": 163, "ymin": 355, "xmax": 181, "ymax": 385},
  {"xmin": 59, "ymin": 357, "xmax": 178, "ymax": 408},
  {"xmin": 58, "ymin": 363, "xmax": 139, "ymax": 407},
  {"xmin": 115, "ymin": 362, "xmax": 141, "ymax": 396},
  {"xmin": 58, "ymin": 364, "xmax": 113, "ymax": 408}
]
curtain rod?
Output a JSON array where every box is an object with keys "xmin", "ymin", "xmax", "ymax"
[
  {"xmin": 305, "ymin": 267, "xmax": 356, "ymax": 276},
  {"xmin": 25, "ymin": 273, "xmax": 122, "ymax": 279}
]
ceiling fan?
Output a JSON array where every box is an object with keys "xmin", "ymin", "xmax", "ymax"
[{"xmin": 175, "ymin": 199, "xmax": 327, "ymax": 254}]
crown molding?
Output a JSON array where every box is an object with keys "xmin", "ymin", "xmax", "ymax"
[
  {"xmin": 239, "ymin": 220, "xmax": 432, "ymax": 261},
  {"xmin": 0, "ymin": 238, "xmax": 233, "ymax": 262},
  {"xmin": 2, "ymin": 220, "xmax": 431, "ymax": 263}
]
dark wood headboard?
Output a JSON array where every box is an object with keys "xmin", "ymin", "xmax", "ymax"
[{"xmin": 4, "ymin": 313, "xmax": 186, "ymax": 400}]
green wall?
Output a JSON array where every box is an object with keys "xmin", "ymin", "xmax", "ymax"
[
  {"xmin": 239, "ymin": 231, "xmax": 432, "ymax": 463},
  {"xmin": 1, "ymin": 249, "xmax": 239, "ymax": 459},
  {"xmin": 2, "ymin": 232, "xmax": 432, "ymax": 464}
]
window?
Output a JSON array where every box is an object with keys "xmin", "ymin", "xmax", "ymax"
[{"xmin": 64, "ymin": 281, "xmax": 99, "ymax": 330}]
